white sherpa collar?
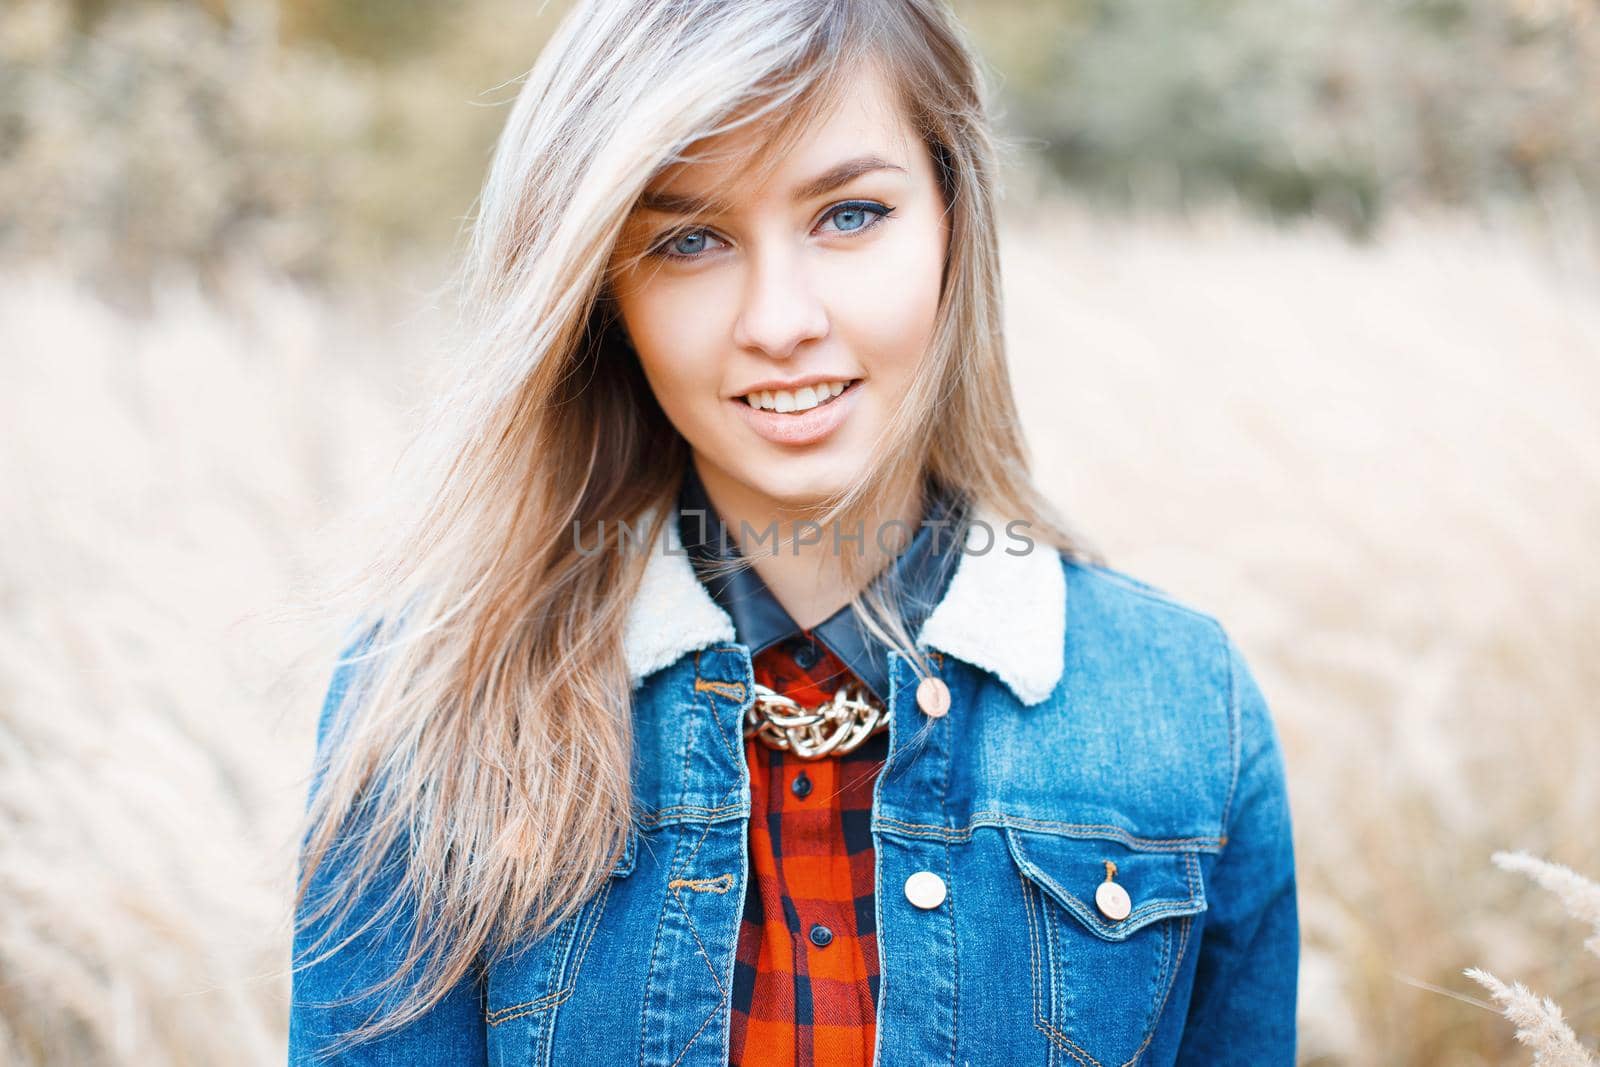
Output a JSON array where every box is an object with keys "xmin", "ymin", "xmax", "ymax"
[{"xmin": 621, "ymin": 502, "xmax": 1067, "ymax": 706}]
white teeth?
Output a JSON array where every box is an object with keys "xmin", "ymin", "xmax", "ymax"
[{"xmin": 742, "ymin": 379, "xmax": 853, "ymax": 412}]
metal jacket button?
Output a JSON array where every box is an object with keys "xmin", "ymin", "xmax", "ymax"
[
  {"xmin": 904, "ymin": 870, "xmax": 947, "ymax": 909},
  {"xmin": 808, "ymin": 923, "xmax": 833, "ymax": 947},
  {"xmin": 1095, "ymin": 860, "xmax": 1132, "ymax": 921},
  {"xmin": 916, "ymin": 676, "xmax": 951, "ymax": 718}
]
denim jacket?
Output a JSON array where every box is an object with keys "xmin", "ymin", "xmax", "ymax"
[{"xmin": 289, "ymin": 504, "xmax": 1300, "ymax": 1065}]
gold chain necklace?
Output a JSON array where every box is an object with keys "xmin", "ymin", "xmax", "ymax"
[{"xmin": 743, "ymin": 681, "xmax": 889, "ymax": 760}]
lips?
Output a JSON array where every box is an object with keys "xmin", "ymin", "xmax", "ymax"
[{"xmin": 731, "ymin": 378, "xmax": 862, "ymax": 447}]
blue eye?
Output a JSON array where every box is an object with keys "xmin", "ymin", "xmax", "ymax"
[
  {"xmin": 658, "ymin": 229, "xmax": 727, "ymax": 259},
  {"xmin": 820, "ymin": 201, "xmax": 893, "ymax": 234},
  {"xmin": 647, "ymin": 200, "xmax": 894, "ymax": 262}
]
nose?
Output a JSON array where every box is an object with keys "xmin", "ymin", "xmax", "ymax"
[{"xmin": 731, "ymin": 241, "xmax": 829, "ymax": 359}]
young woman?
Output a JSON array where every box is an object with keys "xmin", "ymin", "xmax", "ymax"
[{"xmin": 287, "ymin": 1, "xmax": 1300, "ymax": 1064}]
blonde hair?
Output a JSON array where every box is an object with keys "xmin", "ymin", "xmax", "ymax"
[{"xmin": 289, "ymin": 0, "xmax": 1104, "ymax": 1054}]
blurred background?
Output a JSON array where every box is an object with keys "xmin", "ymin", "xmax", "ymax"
[{"xmin": 3, "ymin": 0, "xmax": 1597, "ymax": 1063}]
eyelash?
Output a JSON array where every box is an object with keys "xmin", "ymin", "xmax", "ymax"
[{"xmin": 648, "ymin": 200, "xmax": 896, "ymax": 262}]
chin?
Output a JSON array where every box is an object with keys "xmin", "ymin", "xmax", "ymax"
[{"xmin": 740, "ymin": 460, "xmax": 862, "ymax": 512}]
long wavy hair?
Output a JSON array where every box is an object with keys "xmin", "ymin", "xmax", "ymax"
[{"xmin": 288, "ymin": 0, "xmax": 1104, "ymax": 1053}]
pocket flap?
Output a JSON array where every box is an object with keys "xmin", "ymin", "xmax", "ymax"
[{"xmin": 1003, "ymin": 825, "xmax": 1207, "ymax": 941}]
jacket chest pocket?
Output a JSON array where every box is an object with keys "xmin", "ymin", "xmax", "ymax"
[
  {"xmin": 484, "ymin": 830, "xmax": 636, "ymax": 1067},
  {"xmin": 1004, "ymin": 826, "xmax": 1207, "ymax": 1067}
]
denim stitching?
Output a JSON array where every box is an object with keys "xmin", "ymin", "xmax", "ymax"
[
  {"xmin": 1138, "ymin": 913, "xmax": 1195, "ymax": 1061},
  {"xmin": 1005, "ymin": 837, "xmax": 1204, "ymax": 939},
  {"xmin": 879, "ymin": 814, "xmax": 1223, "ymax": 851},
  {"xmin": 566, "ymin": 877, "xmax": 612, "ymax": 984},
  {"xmin": 659, "ymin": 773, "xmax": 741, "ymax": 1066},
  {"xmin": 1094, "ymin": 914, "xmax": 1197, "ymax": 1067},
  {"xmin": 694, "ymin": 677, "xmax": 747, "ymax": 702},
  {"xmin": 667, "ymin": 879, "xmax": 728, "ymax": 1000},
  {"xmin": 1019, "ymin": 871, "xmax": 1055, "ymax": 1062},
  {"xmin": 1039, "ymin": 1004, "xmax": 1099, "ymax": 1067},
  {"xmin": 694, "ymin": 685, "xmax": 742, "ymax": 771},
  {"xmin": 938, "ymin": 664, "xmax": 959, "ymax": 1064},
  {"xmin": 485, "ymin": 987, "xmax": 566, "ymax": 1024},
  {"xmin": 693, "ymin": 647, "xmax": 749, "ymax": 704},
  {"xmin": 640, "ymin": 824, "xmax": 694, "ymax": 1067},
  {"xmin": 1045, "ymin": 1028, "xmax": 1100, "ymax": 1067},
  {"xmin": 1021, "ymin": 872, "xmax": 1100, "ymax": 1067},
  {"xmin": 483, "ymin": 876, "xmax": 615, "ymax": 1027},
  {"xmin": 664, "ymin": 864, "xmax": 730, "ymax": 1067},
  {"xmin": 1042, "ymin": 888, "xmax": 1103, "ymax": 1067},
  {"xmin": 676, "ymin": 780, "xmax": 740, "ymax": 874},
  {"xmin": 1014, "ymin": 836, "xmax": 1202, "ymax": 1067},
  {"xmin": 636, "ymin": 803, "xmax": 744, "ymax": 826},
  {"xmin": 1032, "ymin": 904, "xmax": 1196, "ymax": 1067},
  {"xmin": 1040, "ymin": 875, "xmax": 1062, "ymax": 1054},
  {"xmin": 1121, "ymin": 914, "xmax": 1174, "ymax": 1066},
  {"xmin": 483, "ymin": 899, "xmax": 583, "ymax": 1021},
  {"xmin": 675, "ymin": 680, "xmax": 744, "ymax": 876},
  {"xmin": 639, "ymin": 672, "xmax": 751, "ymax": 829},
  {"xmin": 484, "ymin": 987, "xmax": 572, "ymax": 1026},
  {"xmin": 667, "ymin": 873, "xmax": 735, "ymax": 893},
  {"xmin": 670, "ymin": 807, "xmax": 708, "ymax": 879},
  {"xmin": 668, "ymin": 994, "xmax": 724, "ymax": 1067},
  {"xmin": 1036, "ymin": 916, "xmax": 1101, "ymax": 1067}
]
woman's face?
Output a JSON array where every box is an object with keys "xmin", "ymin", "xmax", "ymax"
[{"xmin": 608, "ymin": 60, "xmax": 949, "ymax": 512}]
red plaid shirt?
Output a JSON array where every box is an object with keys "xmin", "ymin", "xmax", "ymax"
[
  {"xmin": 675, "ymin": 460, "xmax": 964, "ymax": 1065},
  {"xmin": 728, "ymin": 632, "xmax": 887, "ymax": 1066}
]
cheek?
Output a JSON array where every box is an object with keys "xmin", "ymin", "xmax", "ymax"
[
  {"xmin": 616, "ymin": 275, "xmax": 726, "ymax": 419},
  {"xmin": 823, "ymin": 216, "xmax": 945, "ymax": 385}
]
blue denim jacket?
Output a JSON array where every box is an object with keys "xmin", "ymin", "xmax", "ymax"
[{"xmin": 290, "ymin": 503, "xmax": 1300, "ymax": 1065}]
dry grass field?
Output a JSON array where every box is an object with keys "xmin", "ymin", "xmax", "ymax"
[{"xmin": 1, "ymin": 193, "xmax": 1596, "ymax": 1064}]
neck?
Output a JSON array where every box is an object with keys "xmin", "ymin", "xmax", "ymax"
[{"xmin": 689, "ymin": 455, "xmax": 925, "ymax": 630}]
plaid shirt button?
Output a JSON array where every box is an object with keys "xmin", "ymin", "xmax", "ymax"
[
  {"xmin": 728, "ymin": 638, "xmax": 884, "ymax": 1065},
  {"xmin": 790, "ymin": 639, "xmax": 820, "ymax": 669}
]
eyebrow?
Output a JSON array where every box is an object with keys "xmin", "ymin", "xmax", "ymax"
[{"xmin": 635, "ymin": 154, "xmax": 907, "ymax": 217}]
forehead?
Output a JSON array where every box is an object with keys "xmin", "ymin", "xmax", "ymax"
[{"xmin": 637, "ymin": 58, "xmax": 918, "ymax": 211}]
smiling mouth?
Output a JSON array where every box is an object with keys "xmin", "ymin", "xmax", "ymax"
[{"xmin": 738, "ymin": 378, "xmax": 861, "ymax": 414}]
